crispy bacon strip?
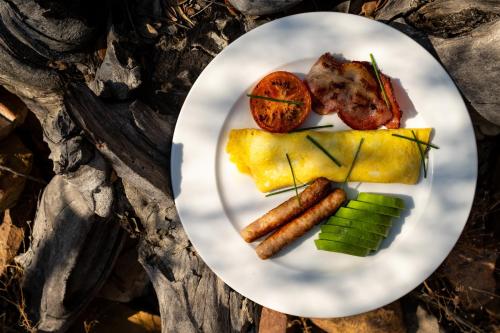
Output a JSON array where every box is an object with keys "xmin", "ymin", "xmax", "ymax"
[
  {"xmin": 305, "ymin": 53, "xmax": 401, "ymax": 130},
  {"xmin": 380, "ymin": 73, "xmax": 401, "ymax": 129},
  {"xmin": 240, "ymin": 177, "xmax": 331, "ymax": 243}
]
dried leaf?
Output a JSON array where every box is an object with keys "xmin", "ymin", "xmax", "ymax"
[
  {"xmin": 259, "ymin": 307, "xmax": 287, "ymax": 333},
  {"xmin": 361, "ymin": 0, "xmax": 387, "ymax": 17},
  {"xmin": 76, "ymin": 302, "xmax": 161, "ymax": 333},
  {"xmin": 0, "ymin": 209, "xmax": 25, "ymax": 276},
  {"xmin": 145, "ymin": 23, "xmax": 158, "ymax": 37},
  {"xmin": 361, "ymin": 1, "xmax": 378, "ymax": 17},
  {"xmin": 0, "ymin": 88, "xmax": 29, "ymax": 140},
  {"xmin": 311, "ymin": 301, "xmax": 405, "ymax": 333}
]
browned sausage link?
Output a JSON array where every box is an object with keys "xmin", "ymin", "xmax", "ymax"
[
  {"xmin": 255, "ymin": 188, "xmax": 346, "ymax": 260},
  {"xmin": 240, "ymin": 177, "xmax": 332, "ymax": 243}
]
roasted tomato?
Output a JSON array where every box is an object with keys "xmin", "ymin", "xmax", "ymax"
[{"xmin": 249, "ymin": 71, "xmax": 312, "ymax": 133}]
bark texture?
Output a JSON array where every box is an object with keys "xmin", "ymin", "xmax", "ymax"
[
  {"xmin": 65, "ymin": 83, "xmax": 259, "ymax": 332},
  {"xmin": 16, "ymin": 174, "xmax": 125, "ymax": 332},
  {"xmin": 1, "ymin": 1, "xmax": 259, "ymax": 332},
  {"xmin": 377, "ymin": 0, "xmax": 500, "ymax": 127}
]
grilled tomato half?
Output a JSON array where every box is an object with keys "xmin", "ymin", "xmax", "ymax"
[{"xmin": 249, "ymin": 71, "xmax": 311, "ymax": 133}]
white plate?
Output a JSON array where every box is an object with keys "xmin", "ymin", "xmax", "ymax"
[{"xmin": 171, "ymin": 12, "xmax": 477, "ymax": 317}]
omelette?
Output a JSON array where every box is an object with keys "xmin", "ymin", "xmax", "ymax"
[{"xmin": 226, "ymin": 128, "xmax": 432, "ymax": 192}]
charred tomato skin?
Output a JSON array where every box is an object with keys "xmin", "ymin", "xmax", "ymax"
[{"xmin": 250, "ymin": 71, "xmax": 312, "ymax": 133}]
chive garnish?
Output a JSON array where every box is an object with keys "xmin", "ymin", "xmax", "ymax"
[
  {"xmin": 292, "ymin": 124, "xmax": 334, "ymax": 132},
  {"xmin": 265, "ymin": 183, "xmax": 309, "ymax": 197},
  {"xmin": 247, "ymin": 94, "xmax": 303, "ymax": 106},
  {"xmin": 343, "ymin": 138, "xmax": 364, "ymax": 185},
  {"xmin": 392, "ymin": 133, "xmax": 439, "ymax": 149},
  {"xmin": 369, "ymin": 53, "xmax": 390, "ymax": 108},
  {"xmin": 306, "ymin": 135, "xmax": 342, "ymax": 167},
  {"xmin": 412, "ymin": 130, "xmax": 427, "ymax": 178},
  {"xmin": 286, "ymin": 153, "xmax": 301, "ymax": 206}
]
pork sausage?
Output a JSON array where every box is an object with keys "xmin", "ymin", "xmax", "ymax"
[
  {"xmin": 255, "ymin": 188, "xmax": 346, "ymax": 259},
  {"xmin": 240, "ymin": 177, "xmax": 331, "ymax": 243}
]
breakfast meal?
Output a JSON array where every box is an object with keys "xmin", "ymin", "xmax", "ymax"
[
  {"xmin": 227, "ymin": 128, "xmax": 431, "ymax": 192},
  {"xmin": 226, "ymin": 53, "xmax": 436, "ymax": 259}
]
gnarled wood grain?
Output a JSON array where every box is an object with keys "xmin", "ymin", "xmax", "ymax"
[{"xmin": 16, "ymin": 172, "xmax": 124, "ymax": 332}]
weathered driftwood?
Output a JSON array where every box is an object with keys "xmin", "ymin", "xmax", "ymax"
[
  {"xmin": 403, "ymin": 0, "xmax": 500, "ymax": 127},
  {"xmin": 98, "ymin": 238, "xmax": 151, "ymax": 303},
  {"xmin": 86, "ymin": 26, "xmax": 142, "ymax": 100},
  {"xmin": 406, "ymin": 0, "xmax": 500, "ymax": 38},
  {"xmin": 0, "ymin": 8, "xmax": 123, "ymax": 329},
  {"xmin": 0, "ymin": 0, "xmax": 134, "ymax": 331},
  {"xmin": 375, "ymin": 0, "xmax": 425, "ymax": 21},
  {"xmin": 0, "ymin": 1, "xmax": 259, "ymax": 332},
  {"xmin": 134, "ymin": 193, "xmax": 260, "ymax": 333},
  {"xmin": 227, "ymin": 0, "xmax": 303, "ymax": 15},
  {"xmin": 66, "ymin": 84, "xmax": 260, "ymax": 332},
  {"xmin": 377, "ymin": 0, "xmax": 500, "ymax": 127},
  {"xmin": 15, "ymin": 173, "xmax": 125, "ymax": 332},
  {"xmin": 430, "ymin": 19, "xmax": 500, "ymax": 126},
  {"xmin": 65, "ymin": 86, "xmax": 174, "ymax": 206}
]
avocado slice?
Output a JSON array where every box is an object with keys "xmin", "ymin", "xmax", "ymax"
[
  {"xmin": 319, "ymin": 224, "xmax": 383, "ymax": 242},
  {"xmin": 357, "ymin": 192, "xmax": 405, "ymax": 209},
  {"xmin": 315, "ymin": 239, "xmax": 370, "ymax": 256},
  {"xmin": 347, "ymin": 200, "xmax": 401, "ymax": 217},
  {"xmin": 325, "ymin": 217, "xmax": 390, "ymax": 237},
  {"xmin": 336, "ymin": 207, "xmax": 392, "ymax": 226},
  {"xmin": 318, "ymin": 232, "xmax": 381, "ymax": 250}
]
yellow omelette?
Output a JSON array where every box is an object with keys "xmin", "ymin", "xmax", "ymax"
[{"xmin": 226, "ymin": 128, "xmax": 432, "ymax": 192}]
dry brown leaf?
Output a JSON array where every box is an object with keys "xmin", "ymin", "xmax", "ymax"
[
  {"xmin": 128, "ymin": 311, "xmax": 161, "ymax": 332},
  {"xmin": 70, "ymin": 302, "xmax": 161, "ymax": 333},
  {"xmin": 0, "ymin": 88, "xmax": 29, "ymax": 141},
  {"xmin": 361, "ymin": 0, "xmax": 387, "ymax": 17},
  {"xmin": 361, "ymin": 1, "xmax": 378, "ymax": 17},
  {"xmin": 0, "ymin": 209, "xmax": 25, "ymax": 276},
  {"xmin": 224, "ymin": 0, "xmax": 239, "ymax": 16},
  {"xmin": 145, "ymin": 23, "xmax": 159, "ymax": 37},
  {"xmin": 311, "ymin": 301, "xmax": 405, "ymax": 333},
  {"xmin": 259, "ymin": 307, "xmax": 287, "ymax": 333}
]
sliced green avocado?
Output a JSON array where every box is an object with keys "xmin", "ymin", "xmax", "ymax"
[
  {"xmin": 318, "ymin": 224, "xmax": 383, "ymax": 242},
  {"xmin": 315, "ymin": 239, "xmax": 370, "ymax": 256},
  {"xmin": 336, "ymin": 207, "xmax": 392, "ymax": 226},
  {"xmin": 318, "ymin": 232, "xmax": 381, "ymax": 250},
  {"xmin": 325, "ymin": 217, "xmax": 390, "ymax": 237},
  {"xmin": 357, "ymin": 192, "xmax": 405, "ymax": 209},
  {"xmin": 347, "ymin": 200, "xmax": 401, "ymax": 217}
]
